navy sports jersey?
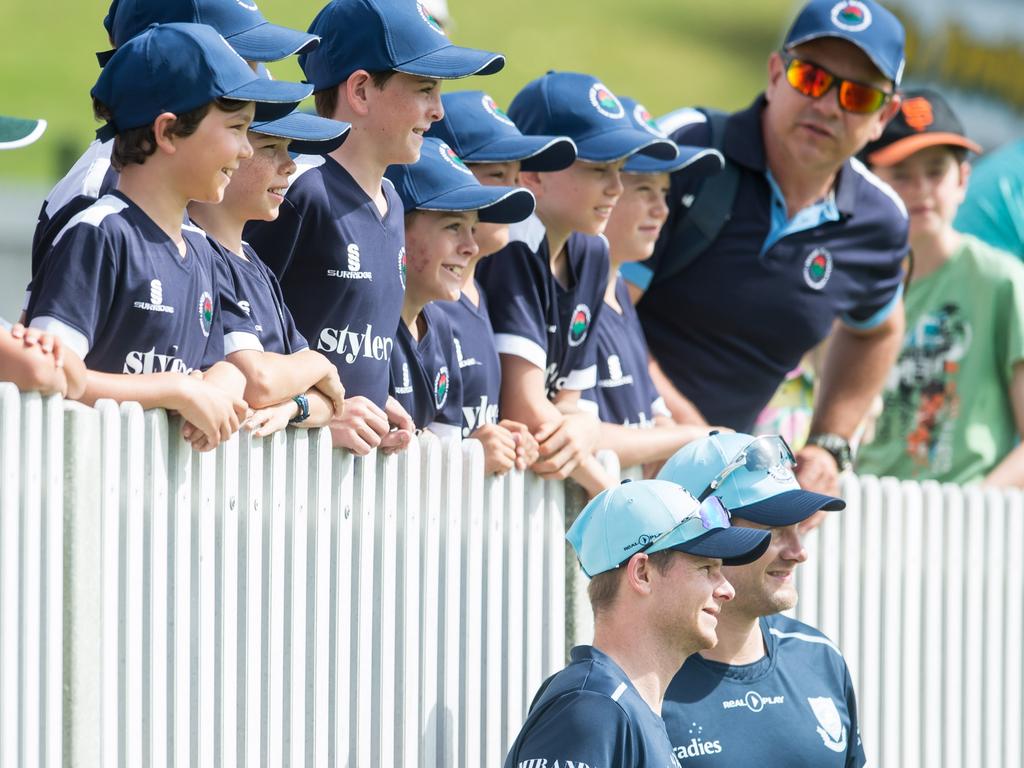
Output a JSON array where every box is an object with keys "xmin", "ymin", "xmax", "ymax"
[
  {"xmin": 389, "ymin": 302, "xmax": 462, "ymax": 440},
  {"xmin": 214, "ymin": 240, "xmax": 308, "ymax": 355},
  {"xmin": 437, "ymin": 285, "xmax": 501, "ymax": 437},
  {"xmin": 591, "ymin": 275, "xmax": 669, "ymax": 426},
  {"xmin": 27, "ymin": 192, "xmax": 261, "ymax": 374},
  {"xmin": 243, "ymin": 155, "xmax": 406, "ymax": 407},
  {"xmin": 31, "ymin": 139, "xmax": 119, "ymax": 283},
  {"xmin": 505, "ymin": 645, "xmax": 682, "ymax": 768},
  {"xmin": 622, "ymin": 97, "xmax": 908, "ymax": 431},
  {"xmin": 662, "ymin": 613, "xmax": 865, "ymax": 767},
  {"xmin": 477, "ymin": 215, "xmax": 608, "ymax": 398}
]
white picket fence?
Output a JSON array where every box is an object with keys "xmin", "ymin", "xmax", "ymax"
[{"xmin": 1, "ymin": 382, "xmax": 1023, "ymax": 767}]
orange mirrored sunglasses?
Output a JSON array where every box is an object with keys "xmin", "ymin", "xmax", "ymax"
[{"xmin": 781, "ymin": 51, "xmax": 893, "ymax": 114}]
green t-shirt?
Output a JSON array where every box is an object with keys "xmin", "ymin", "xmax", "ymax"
[{"xmin": 857, "ymin": 235, "xmax": 1024, "ymax": 484}]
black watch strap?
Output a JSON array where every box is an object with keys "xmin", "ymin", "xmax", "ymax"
[{"xmin": 806, "ymin": 433, "xmax": 853, "ymax": 471}]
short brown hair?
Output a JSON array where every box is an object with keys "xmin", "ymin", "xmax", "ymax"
[
  {"xmin": 313, "ymin": 70, "xmax": 397, "ymax": 118},
  {"xmin": 587, "ymin": 549, "xmax": 676, "ymax": 615},
  {"xmin": 92, "ymin": 97, "xmax": 249, "ymax": 171}
]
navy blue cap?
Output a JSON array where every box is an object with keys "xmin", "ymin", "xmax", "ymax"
[
  {"xmin": 425, "ymin": 91, "xmax": 577, "ymax": 172},
  {"xmin": 617, "ymin": 97, "xmax": 725, "ymax": 177},
  {"xmin": 250, "ymin": 110, "xmax": 350, "ymax": 154},
  {"xmin": 784, "ymin": 0, "xmax": 905, "ymax": 84},
  {"xmin": 507, "ymin": 72, "xmax": 678, "ymax": 164},
  {"xmin": 92, "ymin": 23, "xmax": 313, "ymax": 139},
  {"xmin": 106, "ymin": 0, "xmax": 319, "ymax": 62},
  {"xmin": 300, "ymin": 0, "xmax": 504, "ymax": 91},
  {"xmin": 385, "ymin": 137, "xmax": 535, "ymax": 224},
  {"xmin": 658, "ymin": 433, "xmax": 846, "ymax": 527}
]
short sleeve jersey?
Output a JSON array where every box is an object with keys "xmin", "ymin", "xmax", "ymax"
[
  {"xmin": 389, "ymin": 302, "xmax": 463, "ymax": 439},
  {"xmin": 624, "ymin": 98, "xmax": 908, "ymax": 431},
  {"xmin": 243, "ymin": 155, "xmax": 406, "ymax": 407},
  {"xmin": 215, "ymin": 240, "xmax": 309, "ymax": 355},
  {"xmin": 590, "ymin": 275, "xmax": 669, "ymax": 426},
  {"xmin": 856, "ymin": 235, "xmax": 1024, "ymax": 483},
  {"xmin": 477, "ymin": 215, "xmax": 608, "ymax": 398},
  {"xmin": 505, "ymin": 645, "xmax": 682, "ymax": 768},
  {"xmin": 27, "ymin": 192, "xmax": 260, "ymax": 374},
  {"xmin": 662, "ymin": 614, "xmax": 865, "ymax": 767},
  {"xmin": 437, "ymin": 285, "xmax": 501, "ymax": 437}
]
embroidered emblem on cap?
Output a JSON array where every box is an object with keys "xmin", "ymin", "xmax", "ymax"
[
  {"xmin": 417, "ymin": 2, "xmax": 447, "ymax": 36},
  {"xmin": 901, "ymin": 96, "xmax": 934, "ymax": 132},
  {"xmin": 830, "ymin": 1, "xmax": 872, "ymax": 32},
  {"xmin": 439, "ymin": 141, "xmax": 473, "ymax": 175},
  {"xmin": 235, "ymin": 0, "xmax": 258, "ymax": 11},
  {"xmin": 482, "ymin": 94, "xmax": 515, "ymax": 127},
  {"xmin": 803, "ymin": 248, "xmax": 833, "ymax": 290},
  {"xmin": 589, "ymin": 84, "xmax": 625, "ymax": 120},
  {"xmin": 633, "ymin": 103, "xmax": 665, "ymax": 137}
]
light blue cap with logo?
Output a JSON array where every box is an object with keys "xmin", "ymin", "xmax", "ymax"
[
  {"xmin": 658, "ymin": 433, "xmax": 845, "ymax": 526},
  {"xmin": 566, "ymin": 479, "xmax": 770, "ymax": 577}
]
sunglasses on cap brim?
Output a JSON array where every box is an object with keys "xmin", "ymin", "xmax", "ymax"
[
  {"xmin": 697, "ymin": 434, "xmax": 797, "ymax": 503},
  {"xmin": 616, "ymin": 495, "xmax": 733, "ymax": 568},
  {"xmin": 780, "ymin": 51, "xmax": 893, "ymax": 114}
]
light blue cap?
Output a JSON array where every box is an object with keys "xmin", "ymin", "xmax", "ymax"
[
  {"xmin": 566, "ymin": 479, "xmax": 770, "ymax": 577},
  {"xmin": 658, "ymin": 433, "xmax": 845, "ymax": 526}
]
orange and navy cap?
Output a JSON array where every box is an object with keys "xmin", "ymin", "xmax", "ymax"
[{"xmin": 863, "ymin": 89, "xmax": 982, "ymax": 167}]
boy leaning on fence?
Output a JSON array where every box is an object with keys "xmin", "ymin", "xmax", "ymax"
[
  {"xmin": 243, "ymin": 0, "xmax": 506, "ymax": 457},
  {"xmin": 25, "ymin": 23, "xmax": 312, "ymax": 452}
]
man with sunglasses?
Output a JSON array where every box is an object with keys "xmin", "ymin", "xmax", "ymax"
[
  {"xmin": 505, "ymin": 479, "xmax": 770, "ymax": 768},
  {"xmin": 622, "ymin": 0, "xmax": 908, "ymax": 503},
  {"xmin": 657, "ymin": 433, "xmax": 864, "ymax": 766}
]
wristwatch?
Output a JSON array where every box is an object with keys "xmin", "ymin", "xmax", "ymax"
[
  {"xmin": 806, "ymin": 433, "xmax": 853, "ymax": 472},
  {"xmin": 290, "ymin": 393, "xmax": 310, "ymax": 424}
]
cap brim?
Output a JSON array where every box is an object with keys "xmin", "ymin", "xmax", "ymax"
[
  {"xmin": 226, "ymin": 22, "xmax": 320, "ymax": 63},
  {"xmin": 0, "ymin": 117, "xmax": 46, "ymax": 150},
  {"xmin": 670, "ymin": 526, "xmax": 771, "ymax": 566},
  {"xmin": 462, "ymin": 135, "xmax": 577, "ymax": 172},
  {"xmin": 574, "ymin": 127, "xmax": 678, "ymax": 163},
  {"xmin": 395, "ymin": 46, "xmax": 505, "ymax": 79},
  {"xmin": 250, "ymin": 111, "xmax": 350, "ymax": 155},
  {"xmin": 416, "ymin": 184, "xmax": 535, "ymax": 224},
  {"xmin": 625, "ymin": 146, "xmax": 725, "ymax": 176},
  {"xmin": 868, "ymin": 132, "xmax": 983, "ymax": 167},
  {"xmin": 786, "ymin": 32, "xmax": 899, "ymax": 82},
  {"xmin": 225, "ymin": 79, "xmax": 314, "ymax": 122},
  {"xmin": 730, "ymin": 488, "xmax": 846, "ymax": 527}
]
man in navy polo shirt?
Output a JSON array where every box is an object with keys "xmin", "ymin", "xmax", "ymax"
[
  {"xmin": 657, "ymin": 433, "xmax": 864, "ymax": 767},
  {"xmin": 505, "ymin": 479, "xmax": 770, "ymax": 768},
  {"xmin": 623, "ymin": 0, "xmax": 909, "ymax": 500}
]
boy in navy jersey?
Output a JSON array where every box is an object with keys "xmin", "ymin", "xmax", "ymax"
[
  {"xmin": 658, "ymin": 434, "xmax": 863, "ymax": 767},
  {"xmin": 189, "ymin": 110, "xmax": 352, "ymax": 438},
  {"xmin": 384, "ymin": 137, "xmax": 534, "ymax": 468},
  {"xmin": 475, "ymin": 72, "xmax": 677, "ymax": 494},
  {"xmin": 28, "ymin": 0, "xmax": 320, "ymax": 293},
  {"xmin": 243, "ymin": 0, "xmax": 504, "ymax": 455},
  {"xmin": 590, "ymin": 97, "xmax": 725, "ymax": 471},
  {"xmin": 426, "ymin": 89, "xmax": 577, "ymax": 461},
  {"xmin": 27, "ymin": 23, "xmax": 311, "ymax": 451}
]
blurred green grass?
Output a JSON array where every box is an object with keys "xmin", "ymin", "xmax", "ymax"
[{"xmin": 0, "ymin": 0, "xmax": 796, "ymax": 183}]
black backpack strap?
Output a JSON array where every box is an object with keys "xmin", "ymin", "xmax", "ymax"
[{"xmin": 652, "ymin": 109, "xmax": 741, "ymax": 287}]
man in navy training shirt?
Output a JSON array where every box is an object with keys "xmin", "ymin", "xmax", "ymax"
[
  {"xmin": 657, "ymin": 432, "xmax": 865, "ymax": 767},
  {"xmin": 505, "ymin": 479, "xmax": 770, "ymax": 768},
  {"xmin": 623, "ymin": 0, "xmax": 909, "ymax": 505}
]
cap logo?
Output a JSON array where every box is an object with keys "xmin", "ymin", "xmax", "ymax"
[
  {"xmin": 417, "ymin": 2, "xmax": 447, "ymax": 36},
  {"xmin": 439, "ymin": 141, "xmax": 473, "ymax": 175},
  {"xmin": 901, "ymin": 97, "xmax": 934, "ymax": 132},
  {"xmin": 482, "ymin": 94, "xmax": 515, "ymax": 127},
  {"xmin": 803, "ymin": 247, "xmax": 833, "ymax": 290},
  {"xmin": 235, "ymin": 0, "xmax": 259, "ymax": 11},
  {"xmin": 589, "ymin": 83, "xmax": 625, "ymax": 120},
  {"xmin": 568, "ymin": 303, "xmax": 592, "ymax": 347},
  {"xmin": 434, "ymin": 366, "xmax": 450, "ymax": 408},
  {"xmin": 198, "ymin": 291, "xmax": 214, "ymax": 337},
  {"xmin": 398, "ymin": 246, "xmax": 407, "ymax": 289},
  {"xmin": 633, "ymin": 103, "xmax": 665, "ymax": 137},
  {"xmin": 830, "ymin": 1, "xmax": 872, "ymax": 32}
]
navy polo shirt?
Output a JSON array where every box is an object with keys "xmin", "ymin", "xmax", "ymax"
[
  {"xmin": 590, "ymin": 275, "xmax": 669, "ymax": 426},
  {"xmin": 389, "ymin": 302, "xmax": 462, "ymax": 440},
  {"xmin": 623, "ymin": 97, "xmax": 908, "ymax": 430},
  {"xmin": 214, "ymin": 241, "xmax": 309, "ymax": 355},
  {"xmin": 662, "ymin": 614, "xmax": 865, "ymax": 767},
  {"xmin": 477, "ymin": 215, "xmax": 608, "ymax": 399},
  {"xmin": 437, "ymin": 285, "xmax": 502, "ymax": 437},
  {"xmin": 243, "ymin": 155, "xmax": 406, "ymax": 407},
  {"xmin": 506, "ymin": 645, "xmax": 682, "ymax": 768},
  {"xmin": 27, "ymin": 192, "xmax": 261, "ymax": 375}
]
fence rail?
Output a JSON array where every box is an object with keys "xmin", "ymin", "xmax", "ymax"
[{"xmin": 1, "ymin": 383, "xmax": 1023, "ymax": 767}]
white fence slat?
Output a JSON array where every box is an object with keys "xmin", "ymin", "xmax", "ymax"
[
  {"xmin": 439, "ymin": 437, "xmax": 465, "ymax": 767},
  {"xmin": 194, "ymin": 447, "xmax": 218, "ymax": 768},
  {"xmin": 1004, "ymin": 491, "xmax": 1024, "ymax": 767},
  {"xmin": 522, "ymin": 473, "xmax": 546, "ymax": 711},
  {"xmin": 395, "ymin": 439, "xmax": 423, "ymax": 768},
  {"xmin": 459, "ymin": 441, "xmax": 486, "ymax": 768},
  {"xmin": 373, "ymin": 447, "xmax": 400, "ymax": 768},
  {"xmin": 815, "ymin": 500, "xmax": 840, "ymax": 641},
  {"xmin": 19, "ymin": 392, "xmax": 43, "ymax": 768},
  {"xmin": 482, "ymin": 473, "xmax": 506, "ymax": 764},
  {"xmin": 0, "ymin": 384, "xmax": 19, "ymax": 768},
  {"xmin": 264, "ymin": 430, "xmax": 289, "ymax": 768},
  {"xmin": 42, "ymin": 394, "xmax": 64, "ymax": 768},
  {"xmin": 419, "ymin": 436, "xmax": 442, "ymax": 767},
  {"xmin": 857, "ymin": 477, "xmax": 883, "ymax": 767},
  {"xmin": 942, "ymin": 484, "xmax": 965, "ymax": 768},
  {"xmin": 543, "ymin": 480, "xmax": 566, "ymax": 681},
  {"xmin": 920, "ymin": 481, "xmax": 945, "ymax": 768},
  {"xmin": 144, "ymin": 410, "xmax": 170, "ymax": 768},
  {"xmin": 306, "ymin": 428, "xmax": 334, "ymax": 768},
  {"xmin": 215, "ymin": 434, "xmax": 240, "ymax": 768},
  {"xmin": 899, "ymin": 482, "xmax": 923, "ymax": 768},
  {"xmin": 238, "ymin": 431, "xmax": 264, "ymax": 768},
  {"xmin": 167, "ymin": 420, "xmax": 194, "ymax": 768},
  {"xmin": 285, "ymin": 430, "xmax": 311, "ymax": 768},
  {"xmin": 983, "ymin": 489, "xmax": 1005, "ymax": 768},
  {"xmin": 329, "ymin": 449, "xmax": 356, "ymax": 768},
  {"xmin": 878, "ymin": 478, "xmax": 904, "ymax": 767},
  {"xmin": 837, "ymin": 478, "xmax": 862, "ymax": 686},
  {"xmin": 961, "ymin": 487, "xmax": 985, "ymax": 768},
  {"xmin": 501, "ymin": 469, "xmax": 526, "ymax": 750},
  {"xmin": 795, "ymin": 519, "xmax": 819, "ymax": 629},
  {"xmin": 352, "ymin": 450, "xmax": 378, "ymax": 768}
]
